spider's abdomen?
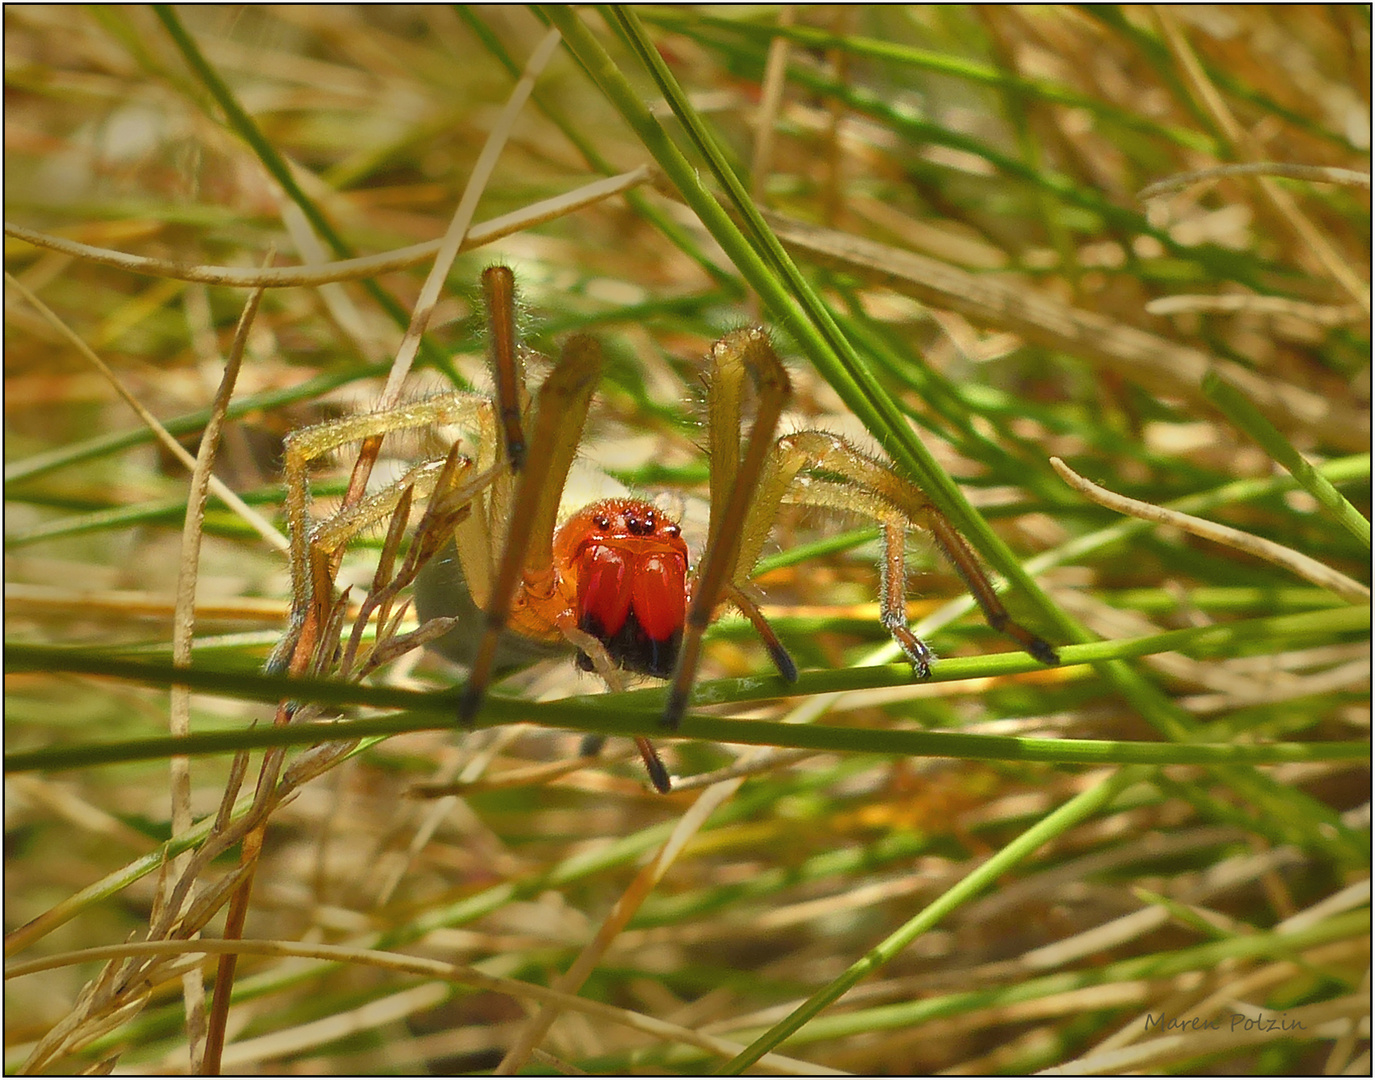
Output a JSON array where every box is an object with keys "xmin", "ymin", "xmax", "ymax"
[{"xmin": 556, "ymin": 499, "xmax": 688, "ymax": 678}]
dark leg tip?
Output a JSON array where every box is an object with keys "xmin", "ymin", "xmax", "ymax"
[
  {"xmin": 662, "ymin": 689, "xmax": 688, "ymax": 731},
  {"xmin": 1029, "ymin": 639, "xmax": 1061, "ymax": 666},
  {"xmin": 579, "ymin": 733, "xmax": 606, "ymax": 758},
  {"xmin": 457, "ymin": 683, "xmax": 484, "ymax": 726},
  {"xmin": 902, "ymin": 639, "xmax": 934, "ymax": 681},
  {"xmin": 769, "ymin": 642, "xmax": 799, "ymax": 684},
  {"xmin": 635, "ymin": 736, "xmax": 672, "ymax": 793},
  {"xmin": 645, "ymin": 755, "xmax": 672, "ymax": 794}
]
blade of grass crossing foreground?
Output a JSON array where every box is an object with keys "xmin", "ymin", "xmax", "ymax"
[{"xmin": 8, "ymin": 606, "xmax": 1368, "ymax": 772}]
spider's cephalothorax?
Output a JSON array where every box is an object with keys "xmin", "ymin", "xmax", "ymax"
[
  {"xmin": 282, "ymin": 265, "xmax": 1059, "ymax": 793},
  {"xmin": 553, "ymin": 499, "xmax": 688, "ymax": 679}
]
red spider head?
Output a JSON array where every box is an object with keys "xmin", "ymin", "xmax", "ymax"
[{"xmin": 555, "ymin": 498, "xmax": 689, "ymax": 678}]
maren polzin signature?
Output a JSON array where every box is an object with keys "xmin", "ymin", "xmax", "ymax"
[{"xmin": 1145, "ymin": 1012, "xmax": 1308, "ymax": 1034}]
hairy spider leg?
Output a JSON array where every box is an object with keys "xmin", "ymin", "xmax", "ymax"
[
  {"xmin": 735, "ymin": 430, "xmax": 1060, "ymax": 675},
  {"xmin": 482, "ymin": 265, "xmax": 528, "ymax": 472},
  {"xmin": 455, "ymin": 333, "xmax": 592, "ymax": 659},
  {"xmin": 662, "ymin": 328, "xmax": 794, "ymax": 731},
  {"xmin": 453, "ymin": 333, "xmax": 677, "ymax": 791},
  {"xmin": 919, "ymin": 502, "xmax": 1060, "ymax": 666},
  {"xmin": 702, "ymin": 328, "xmax": 801, "ymax": 682},
  {"xmin": 307, "ymin": 452, "xmax": 494, "ymax": 566},
  {"xmin": 274, "ymin": 393, "xmax": 495, "ymax": 672},
  {"xmin": 459, "ymin": 271, "xmax": 677, "ymax": 790},
  {"xmin": 879, "ymin": 522, "xmax": 934, "ymax": 676}
]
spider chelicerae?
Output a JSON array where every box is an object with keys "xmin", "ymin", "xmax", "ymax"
[{"xmin": 277, "ymin": 266, "xmax": 1058, "ymax": 791}]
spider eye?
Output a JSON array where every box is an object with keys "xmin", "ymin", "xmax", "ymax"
[
  {"xmin": 664, "ymin": 523, "xmax": 680, "ymax": 538},
  {"xmin": 593, "ymin": 513, "xmax": 611, "ymax": 530},
  {"xmin": 625, "ymin": 510, "xmax": 655, "ymax": 536}
]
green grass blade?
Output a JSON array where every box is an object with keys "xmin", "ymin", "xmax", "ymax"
[{"xmin": 1204, "ymin": 372, "xmax": 1371, "ymax": 548}]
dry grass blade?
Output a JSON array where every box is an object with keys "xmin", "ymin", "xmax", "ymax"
[
  {"xmin": 378, "ymin": 26, "xmax": 563, "ymax": 406},
  {"xmin": 166, "ymin": 274, "xmax": 266, "ymax": 1072},
  {"xmin": 4, "ymin": 169, "xmax": 652, "ymax": 291},
  {"xmin": 7, "ymin": 938, "xmax": 840, "ymax": 1075},
  {"xmin": 1144, "ymin": 293, "xmax": 1366, "ymax": 326},
  {"xmin": 1051, "ymin": 457, "xmax": 1370, "ymax": 605},
  {"xmin": 204, "ymin": 26, "xmax": 584, "ymax": 1073},
  {"xmin": 760, "ymin": 215, "xmax": 1368, "ymax": 450},
  {"xmin": 3, "ymin": 273, "xmax": 288, "ymax": 551},
  {"xmin": 1153, "ymin": 7, "xmax": 1369, "ymax": 315},
  {"xmin": 1139, "ymin": 162, "xmax": 1372, "ymax": 199}
]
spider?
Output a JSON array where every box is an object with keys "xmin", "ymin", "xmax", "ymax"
[{"xmin": 279, "ymin": 266, "xmax": 1059, "ymax": 792}]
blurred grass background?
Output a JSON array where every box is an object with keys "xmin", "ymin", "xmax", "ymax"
[{"xmin": 5, "ymin": 6, "xmax": 1369, "ymax": 1075}]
